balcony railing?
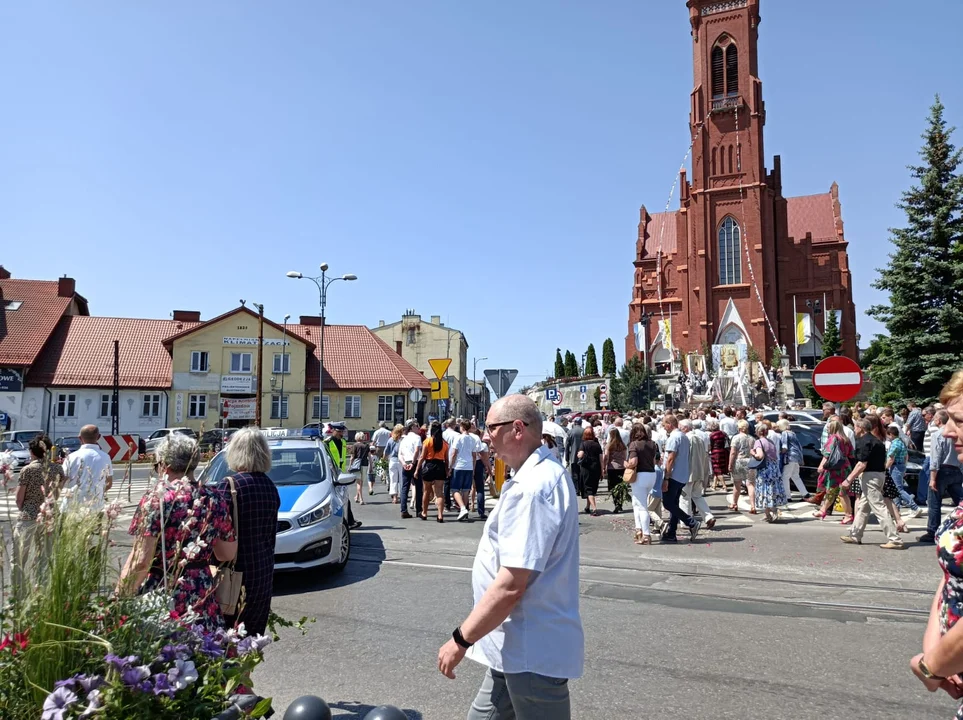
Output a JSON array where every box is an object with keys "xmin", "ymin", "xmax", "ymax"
[{"xmin": 711, "ymin": 95, "xmax": 744, "ymax": 113}]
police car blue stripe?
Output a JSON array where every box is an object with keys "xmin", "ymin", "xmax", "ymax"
[{"xmin": 277, "ymin": 485, "xmax": 309, "ymax": 513}]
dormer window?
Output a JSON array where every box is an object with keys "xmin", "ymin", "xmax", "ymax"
[
  {"xmin": 711, "ymin": 35, "xmax": 739, "ymax": 99},
  {"xmin": 2, "ymin": 300, "xmax": 22, "ymax": 311}
]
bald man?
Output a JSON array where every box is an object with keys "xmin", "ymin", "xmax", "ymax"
[
  {"xmin": 63, "ymin": 424, "xmax": 113, "ymax": 510},
  {"xmin": 438, "ymin": 395, "xmax": 583, "ymax": 719}
]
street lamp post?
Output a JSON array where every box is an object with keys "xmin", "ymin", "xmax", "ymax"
[
  {"xmin": 472, "ymin": 356, "xmax": 488, "ymax": 420},
  {"xmin": 279, "ymin": 314, "xmax": 290, "ymax": 427},
  {"xmin": 287, "ymin": 264, "xmax": 357, "ymax": 427},
  {"xmin": 641, "ymin": 310, "xmax": 656, "ymax": 407}
]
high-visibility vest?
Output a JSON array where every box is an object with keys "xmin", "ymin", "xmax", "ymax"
[{"xmin": 326, "ymin": 438, "xmax": 346, "ymax": 472}]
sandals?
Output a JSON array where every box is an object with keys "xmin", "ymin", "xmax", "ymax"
[
  {"xmin": 812, "ymin": 510, "xmax": 827, "ymax": 519},
  {"xmin": 748, "ymin": 508, "xmax": 758, "ymax": 515},
  {"xmin": 727, "ymin": 503, "xmax": 738, "ymax": 511},
  {"xmin": 897, "ymin": 522, "xmax": 908, "ymax": 534}
]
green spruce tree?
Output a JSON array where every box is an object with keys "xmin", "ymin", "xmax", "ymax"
[
  {"xmin": 821, "ymin": 309, "xmax": 841, "ymax": 359},
  {"xmin": 601, "ymin": 338, "xmax": 617, "ymax": 376},
  {"xmin": 584, "ymin": 344, "xmax": 599, "ymax": 375},
  {"xmin": 554, "ymin": 349, "xmax": 564, "ymax": 379},
  {"xmin": 563, "ymin": 351, "xmax": 579, "ymax": 377},
  {"xmin": 869, "ymin": 97, "xmax": 963, "ymax": 400},
  {"xmin": 611, "ymin": 356, "xmax": 654, "ymax": 411}
]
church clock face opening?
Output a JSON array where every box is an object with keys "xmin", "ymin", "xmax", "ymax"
[{"xmin": 627, "ymin": 0, "xmax": 856, "ymax": 373}]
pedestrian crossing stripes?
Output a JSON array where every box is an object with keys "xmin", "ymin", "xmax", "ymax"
[{"xmin": 0, "ymin": 473, "xmax": 157, "ymax": 526}]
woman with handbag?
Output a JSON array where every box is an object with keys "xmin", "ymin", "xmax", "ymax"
[
  {"xmin": 750, "ymin": 421, "xmax": 786, "ymax": 523},
  {"xmin": 385, "ymin": 424, "xmax": 404, "ymax": 504},
  {"xmin": 814, "ymin": 418, "xmax": 855, "ymax": 523},
  {"xmin": 708, "ymin": 419, "xmax": 730, "ymax": 492},
  {"xmin": 415, "ymin": 422, "xmax": 450, "ymax": 522},
  {"xmin": 119, "ymin": 435, "xmax": 237, "ymax": 630},
  {"xmin": 728, "ymin": 420, "xmax": 753, "ymax": 512},
  {"xmin": 602, "ymin": 428, "xmax": 628, "ymax": 513},
  {"xmin": 627, "ymin": 423, "xmax": 658, "ymax": 545},
  {"xmin": 577, "ymin": 426, "xmax": 603, "ymax": 516},
  {"xmin": 219, "ymin": 427, "xmax": 280, "ymax": 636},
  {"xmin": 350, "ymin": 432, "xmax": 371, "ymax": 504}
]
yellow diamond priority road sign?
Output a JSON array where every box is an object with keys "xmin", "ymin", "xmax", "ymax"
[
  {"xmin": 430, "ymin": 379, "xmax": 450, "ymax": 400},
  {"xmin": 428, "ymin": 358, "xmax": 452, "ymax": 379}
]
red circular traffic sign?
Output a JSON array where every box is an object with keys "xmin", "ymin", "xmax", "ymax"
[{"xmin": 812, "ymin": 355, "xmax": 863, "ymax": 402}]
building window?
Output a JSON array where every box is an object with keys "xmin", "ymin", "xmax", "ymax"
[
  {"xmin": 345, "ymin": 395, "xmax": 362, "ymax": 419},
  {"xmin": 99, "ymin": 393, "xmax": 116, "ymax": 418},
  {"xmin": 711, "ymin": 45, "xmax": 725, "ymax": 99},
  {"xmin": 190, "ymin": 351, "xmax": 209, "ymax": 373},
  {"xmin": 142, "ymin": 393, "xmax": 161, "ymax": 417},
  {"xmin": 377, "ymin": 395, "xmax": 394, "ymax": 422},
  {"xmin": 230, "ymin": 352, "xmax": 252, "ymax": 373},
  {"xmin": 406, "ymin": 328, "xmax": 416, "ymax": 345},
  {"xmin": 711, "ymin": 37, "xmax": 739, "ymax": 99},
  {"xmin": 56, "ymin": 393, "xmax": 76, "ymax": 418},
  {"xmin": 312, "ymin": 395, "xmax": 330, "ymax": 420},
  {"xmin": 725, "ymin": 44, "xmax": 739, "ymax": 96},
  {"xmin": 273, "ymin": 353, "xmax": 290, "ymax": 374},
  {"xmin": 718, "ymin": 217, "xmax": 743, "ymax": 286},
  {"xmin": 188, "ymin": 394, "xmax": 207, "ymax": 418},
  {"xmin": 271, "ymin": 394, "xmax": 289, "ymax": 420}
]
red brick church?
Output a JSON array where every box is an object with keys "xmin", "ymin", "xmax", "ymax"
[{"xmin": 625, "ymin": 0, "xmax": 857, "ymax": 373}]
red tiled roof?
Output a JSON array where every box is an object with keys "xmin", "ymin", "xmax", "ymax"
[
  {"xmin": 29, "ymin": 316, "xmax": 198, "ymax": 388},
  {"xmin": 0, "ymin": 279, "xmax": 77, "ymax": 366},
  {"xmin": 288, "ymin": 324, "xmax": 431, "ymax": 391},
  {"xmin": 786, "ymin": 192, "xmax": 840, "ymax": 244},
  {"xmin": 641, "ymin": 211, "xmax": 679, "ymax": 258}
]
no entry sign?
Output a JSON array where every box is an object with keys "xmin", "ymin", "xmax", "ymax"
[{"xmin": 812, "ymin": 356, "xmax": 863, "ymax": 403}]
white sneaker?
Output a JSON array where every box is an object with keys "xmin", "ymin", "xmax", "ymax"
[
  {"xmin": 910, "ymin": 507, "xmax": 924, "ymax": 519},
  {"xmin": 458, "ymin": 507, "xmax": 469, "ymax": 521}
]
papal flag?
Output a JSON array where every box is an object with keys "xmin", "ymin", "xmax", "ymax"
[
  {"xmin": 796, "ymin": 313, "xmax": 812, "ymax": 345},
  {"xmin": 634, "ymin": 321, "xmax": 645, "ymax": 351},
  {"xmin": 661, "ymin": 318, "xmax": 672, "ymax": 350}
]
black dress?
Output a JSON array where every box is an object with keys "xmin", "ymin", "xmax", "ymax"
[
  {"xmin": 220, "ymin": 471, "xmax": 281, "ymax": 637},
  {"xmin": 580, "ymin": 439, "xmax": 603, "ymax": 498}
]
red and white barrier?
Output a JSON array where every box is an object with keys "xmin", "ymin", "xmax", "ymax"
[{"xmin": 97, "ymin": 434, "xmax": 140, "ymax": 462}]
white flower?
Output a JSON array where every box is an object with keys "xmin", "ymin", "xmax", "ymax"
[
  {"xmin": 169, "ymin": 659, "xmax": 198, "ymax": 690},
  {"xmin": 105, "ymin": 500, "xmax": 124, "ymax": 520},
  {"xmin": 182, "ymin": 539, "xmax": 208, "ymax": 560},
  {"xmin": 225, "ymin": 623, "xmax": 248, "ymax": 641}
]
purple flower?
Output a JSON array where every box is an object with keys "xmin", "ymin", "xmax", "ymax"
[
  {"xmin": 237, "ymin": 634, "xmax": 273, "ymax": 656},
  {"xmin": 76, "ymin": 675, "xmax": 104, "ymax": 694},
  {"xmin": 152, "ymin": 672, "xmax": 176, "ymax": 698},
  {"xmin": 199, "ymin": 633, "xmax": 225, "ymax": 658},
  {"xmin": 42, "ymin": 686, "xmax": 78, "ymax": 720},
  {"xmin": 104, "ymin": 653, "xmax": 139, "ymax": 670},
  {"xmin": 78, "ymin": 689, "xmax": 103, "ymax": 719},
  {"xmin": 168, "ymin": 658, "xmax": 198, "ymax": 690},
  {"xmin": 159, "ymin": 643, "xmax": 192, "ymax": 662},
  {"xmin": 121, "ymin": 664, "xmax": 151, "ymax": 688}
]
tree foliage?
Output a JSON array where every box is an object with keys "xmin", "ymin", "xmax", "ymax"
[
  {"xmin": 700, "ymin": 340, "xmax": 714, "ymax": 375},
  {"xmin": 611, "ymin": 356, "xmax": 656, "ymax": 412},
  {"xmin": 821, "ymin": 309, "xmax": 841, "ymax": 359},
  {"xmin": 584, "ymin": 344, "xmax": 599, "ymax": 375},
  {"xmin": 554, "ymin": 349, "xmax": 564, "ymax": 379},
  {"xmin": 602, "ymin": 338, "xmax": 617, "ymax": 376},
  {"xmin": 868, "ymin": 97, "xmax": 963, "ymax": 401},
  {"xmin": 563, "ymin": 350, "xmax": 579, "ymax": 377}
]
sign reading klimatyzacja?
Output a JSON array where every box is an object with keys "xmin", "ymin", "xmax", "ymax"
[{"xmin": 222, "ymin": 337, "xmax": 289, "ymax": 346}]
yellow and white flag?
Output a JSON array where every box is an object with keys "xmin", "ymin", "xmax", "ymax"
[
  {"xmin": 662, "ymin": 318, "xmax": 672, "ymax": 350},
  {"xmin": 796, "ymin": 313, "xmax": 811, "ymax": 345}
]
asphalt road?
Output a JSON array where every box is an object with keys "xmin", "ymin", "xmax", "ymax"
[{"xmin": 253, "ymin": 483, "xmax": 955, "ymax": 720}]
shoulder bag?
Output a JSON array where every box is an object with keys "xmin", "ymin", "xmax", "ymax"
[
  {"xmin": 747, "ymin": 439, "xmax": 770, "ymax": 471},
  {"xmin": 214, "ymin": 476, "xmax": 244, "ymax": 616},
  {"xmin": 825, "ymin": 437, "xmax": 845, "ymax": 470},
  {"xmin": 623, "ymin": 445, "xmax": 638, "ymax": 484}
]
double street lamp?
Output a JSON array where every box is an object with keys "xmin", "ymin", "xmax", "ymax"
[{"xmin": 287, "ymin": 264, "xmax": 357, "ymax": 426}]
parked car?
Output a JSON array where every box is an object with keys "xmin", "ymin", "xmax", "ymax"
[
  {"xmin": 144, "ymin": 427, "xmax": 197, "ymax": 454},
  {"xmin": 789, "ymin": 422, "xmax": 923, "ymax": 493},
  {"xmin": 198, "ymin": 434, "xmax": 355, "ymax": 573},
  {"xmin": 761, "ymin": 410, "xmax": 824, "ymax": 424},
  {"xmin": 1, "ymin": 430, "xmax": 44, "ymax": 445},
  {"xmin": 199, "ymin": 428, "xmax": 237, "ymax": 452},
  {"xmin": 55, "ymin": 436, "xmax": 83, "ymax": 458},
  {"xmin": 0, "ymin": 441, "xmax": 32, "ymax": 472}
]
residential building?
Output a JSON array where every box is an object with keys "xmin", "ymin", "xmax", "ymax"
[
  {"xmin": 625, "ymin": 0, "xmax": 857, "ymax": 372},
  {"xmin": 26, "ymin": 316, "xmax": 195, "ymax": 439},
  {"xmin": 372, "ymin": 310, "xmax": 468, "ymax": 419},
  {"xmin": 0, "ymin": 267, "xmax": 88, "ymax": 432}
]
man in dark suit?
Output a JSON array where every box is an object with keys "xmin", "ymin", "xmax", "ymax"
[{"xmin": 565, "ymin": 418, "xmax": 585, "ymax": 497}]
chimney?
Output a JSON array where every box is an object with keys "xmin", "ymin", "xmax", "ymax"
[
  {"xmin": 395, "ymin": 341, "xmax": 403, "ymax": 355},
  {"xmin": 430, "ymin": 315, "xmax": 441, "ymax": 325},
  {"xmin": 300, "ymin": 315, "xmax": 324, "ymax": 326},
  {"xmin": 0, "ymin": 266, "xmax": 10, "ymax": 280},
  {"xmin": 172, "ymin": 310, "xmax": 201, "ymax": 322},
  {"xmin": 378, "ymin": 320, "xmax": 385, "ymax": 327},
  {"xmin": 57, "ymin": 276, "xmax": 76, "ymax": 297}
]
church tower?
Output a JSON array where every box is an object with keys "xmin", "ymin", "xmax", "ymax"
[{"xmin": 684, "ymin": 0, "xmax": 779, "ymax": 356}]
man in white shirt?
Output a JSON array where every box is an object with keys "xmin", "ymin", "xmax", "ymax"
[
  {"xmin": 63, "ymin": 425, "xmax": 113, "ymax": 510},
  {"xmin": 450, "ymin": 420, "xmax": 479, "ymax": 521},
  {"xmin": 438, "ymin": 395, "xmax": 583, "ymax": 719},
  {"xmin": 370, "ymin": 421, "xmax": 392, "ymax": 485},
  {"xmin": 442, "ymin": 419, "xmax": 460, "ymax": 510},
  {"xmin": 398, "ymin": 421, "xmax": 423, "ymax": 519}
]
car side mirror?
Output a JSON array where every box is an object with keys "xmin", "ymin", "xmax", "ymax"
[{"xmin": 334, "ymin": 472, "xmax": 356, "ymax": 487}]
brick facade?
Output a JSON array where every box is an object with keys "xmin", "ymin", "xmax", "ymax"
[{"xmin": 626, "ymin": 0, "xmax": 856, "ymax": 369}]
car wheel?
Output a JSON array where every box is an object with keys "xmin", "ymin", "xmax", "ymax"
[{"xmin": 329, "ymin": 518, "xmax": 351, "ymax": 574}]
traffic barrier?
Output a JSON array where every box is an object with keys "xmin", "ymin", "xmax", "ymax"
[{"xmin": 97, "ymin": 434, "xmax": 139, "ymax": 462}]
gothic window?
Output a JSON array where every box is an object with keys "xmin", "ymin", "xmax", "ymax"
[
  {"xmin": 718, "ymin": 216, "xmax": 743, "ymax": 285},
  {"xmin": 711, "ymin": 147, "xmax": 717, "ymax": 175},
  {"xmin": 725, "ymin": 45, "xmax": 739, "ymax": 96},
  {"xmin": 711, "ymin": 46, "xmax": 725, "ymax": 99}
]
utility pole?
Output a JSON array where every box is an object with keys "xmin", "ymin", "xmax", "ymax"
[
  {"xmin": 279, "ymin": 314, "xmax": 290, "ymax": 427},
  {"xmin": 254, "ymin": 303, "xmax": 264, "ymax": 427},
  {"xmin": 112, "ymin": 340, "xmax": 120, "ymax": 435}
]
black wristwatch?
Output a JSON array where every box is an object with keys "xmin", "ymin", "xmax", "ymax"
[{"xmin": 452, "ymin": 626, "xmax": 473, "ymax": 649}]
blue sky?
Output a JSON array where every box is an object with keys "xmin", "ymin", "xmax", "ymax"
[{"xmin": 2, "ymin": 1, "xmax": 961, "ymax": 392}]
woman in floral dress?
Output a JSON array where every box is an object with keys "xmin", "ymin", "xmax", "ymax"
[
  {"xmin": 751, "ymin": 421, "xmax": 786, "ymax": 522},
  {"xmin": 117, "ymin": 434, "xmax": 236, "ymax": 629},
  {"xmin": 814, "ymin": 419, "xmax": 855, "ymax": 523},
  {"xmin": 910, "ymin": 370, "xmax": 963, "ymax": 716}
]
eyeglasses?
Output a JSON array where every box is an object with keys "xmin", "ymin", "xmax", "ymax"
[{"xmin": 487, "ymin": 420, "xmax": 530, "ymax": 432}]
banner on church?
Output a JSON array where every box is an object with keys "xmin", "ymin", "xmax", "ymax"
[
  {"xmin": 661, "ymin": 318, "xmax": 672, "ymax": 350},
  {"xmin": 711, "ymin": 344, "xmax": 747, "ymax": 370},
  {"xmin": 796, "ymin": 313, "xmax": 812, "ymax": 345},
  {"xmin": 634, "ymin": 322, "xmax": 645, "ymax": 352}
]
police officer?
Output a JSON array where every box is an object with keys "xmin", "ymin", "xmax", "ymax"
[{"xmin": 325, "ymin": 422, "xmax": 361, "ymax": 530}]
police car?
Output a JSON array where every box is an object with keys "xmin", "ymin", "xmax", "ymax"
[{"xmin": 198, "ymin": 430, "xmax": 355, "ymax": 573}]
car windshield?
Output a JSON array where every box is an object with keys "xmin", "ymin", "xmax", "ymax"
[
  {"xmin": 2, "ymin": 442, "xmax": 24, "ymax": 451},
  {"xmin": 149, "ymin": 430, "xmax": 168, "ymax": 440},
  {"xmin": 201, "ymin": 445, "xmax": 327, "ymax": 487}
]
